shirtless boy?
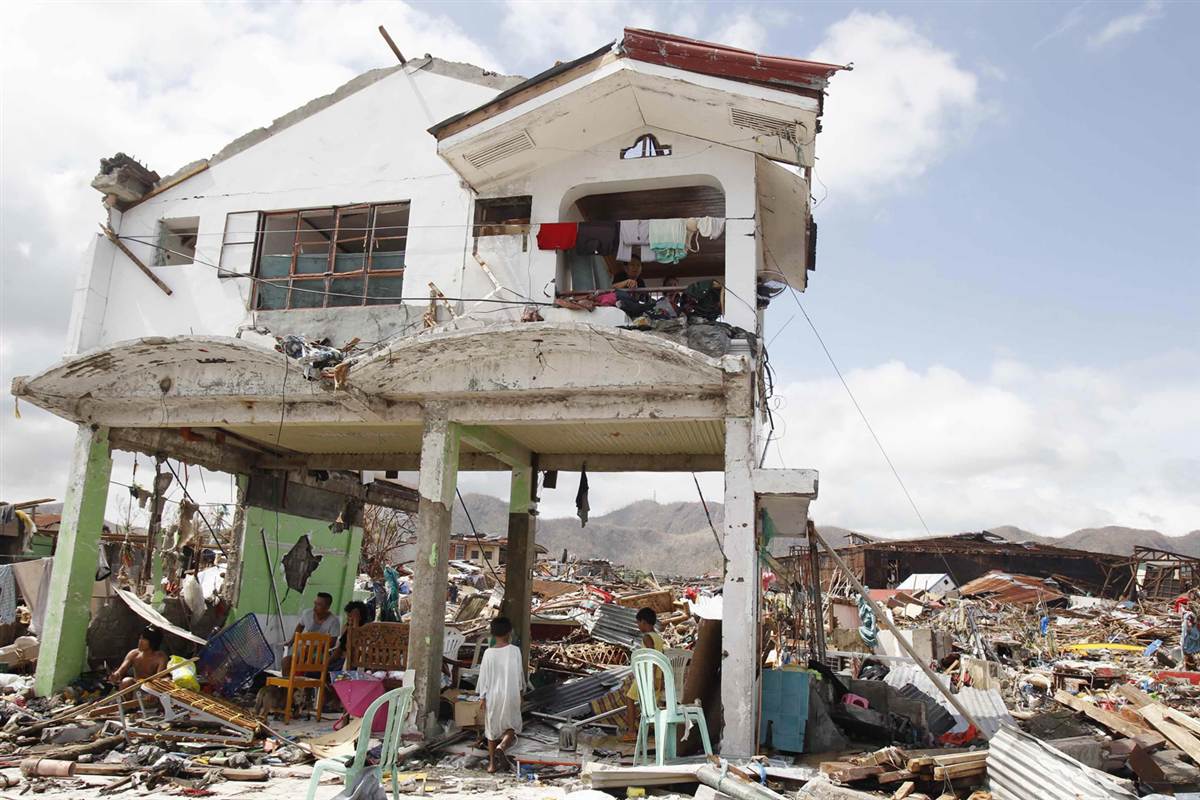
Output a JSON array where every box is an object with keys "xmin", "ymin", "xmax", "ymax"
[{"xmin": 109, "ymin": 626, "xmax": 169, "ymax": 689}]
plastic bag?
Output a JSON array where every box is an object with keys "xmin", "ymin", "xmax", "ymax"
[{"xmin": 168, "ymin": 655, "xmax": 200, "ymax": 692}]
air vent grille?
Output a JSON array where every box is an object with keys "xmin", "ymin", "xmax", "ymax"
[
  {"xmin": 730, "ymin": 108, "xmax": 799, "ymax": 142},
  {"xmin": 464, "ymin": 131, "xmax": 535, "ymax": 169}
]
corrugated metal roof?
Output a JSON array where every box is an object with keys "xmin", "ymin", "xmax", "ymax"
[
  {"xmin": 988, "ymin": 725, "xmax": 1137, "ymax": 800},
  {"xmin": 523, "ymin": 667, "xmax": 630, "ymax": 716},
  {"xmin": 590, "ymin": 603, "xmax": 641, "ymax": 647},
  {"xmin": 882, "ymin": 662, "xmax": 1014, "ymax": 739},
  {"xmin": 958, "ymin": 571, "xmax": 1064, "ymax": 606},
  {"xmin": 893, "ymin": 683, "xmax": 955, "ymax": 736}
]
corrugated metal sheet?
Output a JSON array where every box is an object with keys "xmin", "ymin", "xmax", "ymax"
[
  {"xmin": 590, "ymin": 603, "xmax": 641, "ymax": 647},
  {"xmin": 893, "ymin": 683, "xmax": 955, "ymax": 736},
  {"xmin": 523, "ymin": 668, "xmax": 630, "ymax": 716},
  {"xmin": 988, "ymin": 725, "xmax": 1137, "ymax": 800},
  {"xmin": 958, "ymin": 570, "xmax": 1064, "ymax": 605},
  {"xmin": 882, "ymin": 662, "xmax": 1014, "ymax": 738}
]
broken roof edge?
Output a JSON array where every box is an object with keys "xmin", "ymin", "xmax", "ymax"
[
  {"xmin": 134, "ymin": 56, "xmax": 527, "ymax": 207},
  {"xmin": 428, "ymin": 27, "xmax": 850, "ymax": 140}
]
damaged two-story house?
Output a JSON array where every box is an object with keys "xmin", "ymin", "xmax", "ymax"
[{"xmin": 12, "ymin": 28, "xmax": 844, "ymax": 753}]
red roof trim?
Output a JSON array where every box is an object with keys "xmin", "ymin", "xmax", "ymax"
[{"xmin": 622, "ymin": 28, "xmax": 847, "ymax": 94}]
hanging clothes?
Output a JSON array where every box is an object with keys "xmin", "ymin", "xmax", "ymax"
[
  {"xmin": 616, "ymin": 220, "xmax": 658, "ymax": 263},
  {"xmin": 685, "ymin": 217, "xmax": 726, "ymax": 252},
  {"xmin": 536, "ymin": 222, "xmax": 578, "ymax": 251},
  {"xmin": 575, "ymin": 466, "xmax": 590, "ymax": 528},
  {"xmin": 13, "ymin": 510, "xmax": 37, "ymax": 538},
  {"xmin": 0, "ymin": 505, "xmax": 13, "ymax": 525},
  {"xmin": 648, "ymin": 219, "xmax": 687, "ymax": 264},
  {"xmin": 575, "ymin": 221, "xmax": 619, "ymax": 256}
]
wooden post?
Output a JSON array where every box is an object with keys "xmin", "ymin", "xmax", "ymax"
[
  {"xmin": 406, "ymin": 406, "xmax": 459, "ymax": 737},
  {"xmin": 99, "ymin": 224, "xmax": 172, "ymax": 296},
  {"xmin": 808, "ymin": 525, "xmax": 989, "ymax": 739},
  {"xmin": 35, "ymin": 426, "xmax": 113, "ymax": 696}
]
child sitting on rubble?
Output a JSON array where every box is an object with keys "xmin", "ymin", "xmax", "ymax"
[
  {"xmin": 109, "ymin": 626, "xmax": 169, "ymax": 689},
  {"xmin": 477, "ymin": 616, "xmax": 525, "ymax": 773},
  {"xmin": 623, "ymin": 607, "xmax": 665, "ymax": 741}
]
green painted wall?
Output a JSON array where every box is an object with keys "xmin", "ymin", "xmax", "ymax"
[{"xmin": 232, "ymin": 505, "xmax": 363, "ymax": 620}]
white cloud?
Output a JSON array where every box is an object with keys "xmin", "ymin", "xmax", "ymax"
[
  {"xmin": 1033, "ymin": 2, "xmax": 1091, "ymax": 50},
  {"xmin": 1088, "ymin": 0, "xmax": 1164, "ymax": 48},
  {"xmin": 710, "ymin": 11, "xmax": 770, "ymax": 52},
  {"xmin": 809, "ymin": 12, "xmax": 987, "ymax": 201},
  {"xmin": 767, "ymin": 353, "xmax": 1200, "ymax": 537}
]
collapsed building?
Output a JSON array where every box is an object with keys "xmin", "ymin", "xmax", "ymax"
[{"xmin": 10, "ymin": 28, "xmax": 847, "ymax": 755}]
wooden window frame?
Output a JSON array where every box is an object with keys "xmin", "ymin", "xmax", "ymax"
[{"xmin": 252, "ymin": 201, "xmax": 409, "ymax": 310}]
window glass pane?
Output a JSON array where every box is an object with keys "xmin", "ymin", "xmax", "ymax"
[
  {"xmin": 333, "ymin": 253, "xmax": 366, "ymax": 273},
  {"xmin": 296, "ymin": 209, "xmax": 333, "ymax": 273},
  {"xmin": 366, "ymin": 274, "xmax": 404, "ymax": 305},
  {"xmin": 259, "ymin": 255, "xmax": 291, "ymax": 278},
  {"xmin": 260, "ymin": 213, "xmax": 296, "ymax": 259},
  {"xmin": 336, "ymin": 206, "xmax": 370, "ymax": 254},
  {"xmin": 369, "ymin": 252, "xmax": 405, "ymax": 271},
  {"xmin": 256, "ymin": 280, "xmax": 288, "ymax": 310},
  {"xmin": 372, "ymin": 203, "xmax": 409, "ymax": 258},
  {"xmin": 329, "ymin": 276, "xmax": 365, "ymax": 307},
  {"xmin": 289, "ymin": 279, "xmax": 325, "ymax": 309}
]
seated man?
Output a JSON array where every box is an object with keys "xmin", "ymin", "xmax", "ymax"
[
  {"xmin": 612, "ymin": 257, "xmax": 656, "ymax": 319},
  {"xmin": 282, "ymin": 591, "xmax": 341, "ymax": 674},
  {"xmin": 109, "ymin": 626, "xmax": 169, "ymax": 689}
]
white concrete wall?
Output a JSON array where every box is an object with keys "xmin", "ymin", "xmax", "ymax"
[{"xmin": 72, "ymin": 78, "xmax": 767, "ymax": 353}]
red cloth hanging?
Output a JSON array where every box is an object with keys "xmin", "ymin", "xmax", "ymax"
[{"xmin": 536, "ymin": 222, "xmax": 578, "ymax": 250}]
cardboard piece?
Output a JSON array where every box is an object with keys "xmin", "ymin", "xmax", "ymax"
[{"xmin": 441, "ymin": 689, "xmax": 482, "ymax": 728}]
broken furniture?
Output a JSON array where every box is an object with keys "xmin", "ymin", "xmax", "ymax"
[
  {"xmin": 136, "ymin": 677, "xmax": 261, "ymax": 743},
  {"xmin": 267, "ymin": 632, "xmax": 334, "ymax": 722},
  {"xmin": 631, "ymin": 648, "xmax": 712, "ymax": 766},
  {"xmin": 345, "ymin": 622, "xmax": 408, "ymax": 673},
  {"xmin": 196, "ymin": 613, "xmax": 274, "ymax": 697},
  {"xmin": 305, "ymin": 685, "xmax": 414, "ymax": 800}
]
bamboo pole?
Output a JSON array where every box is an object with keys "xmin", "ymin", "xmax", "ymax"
[{"xmin": 807, "ymin": 523, "xmax": 989, "ymax": 740}]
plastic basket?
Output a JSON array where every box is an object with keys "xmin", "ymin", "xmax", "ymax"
[{"xmin": 197, "ymin": 614, "xmax": 274, "ymax": 697}]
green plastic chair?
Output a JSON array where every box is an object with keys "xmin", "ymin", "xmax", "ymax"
[
  {"xmin": 631, "ymin": 648, "xmax": 712, "ymax": 765},
  {"xmin": 305, "ymin": 685, "xmax": 414, "ymax": 800}
]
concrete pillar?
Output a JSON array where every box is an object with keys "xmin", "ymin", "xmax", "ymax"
[
  {"xmin": 407, "ymin": 406, "xmax": 459, "ymax": 737},
  {"xmin": 501, "ymin": 466, "xmax": 536, "ymax": 666},
  {"xmin": 720, "ymin": 414, "xmax": 759, "ymax": 755},
  {"xmin": 723, "ymin": 217, "xmax": 758, "ymax": 332},
  {"xmin": 35, "ymin": 425, "xmax": 113, "ymax": 696}
]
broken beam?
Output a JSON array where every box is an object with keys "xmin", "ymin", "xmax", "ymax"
[
  {"xmin": 109, "ymin": 428, "xmax": 256, "ymax": 475},
  {"xmin": 101, "ymin": 224, "xmax": 172, "ymax": 296}
]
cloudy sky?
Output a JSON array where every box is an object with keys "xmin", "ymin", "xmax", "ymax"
[{"xmin": 1, "ymin": 1, "xmax": 1197, "ymax": 537}]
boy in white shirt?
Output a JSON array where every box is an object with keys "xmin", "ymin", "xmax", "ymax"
[{"xmin": 476, "ymin": 617, "xmax": 524, "ymax": 773}]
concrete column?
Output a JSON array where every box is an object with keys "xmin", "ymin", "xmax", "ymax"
[
  {"xmin": 407, "ymin": 406, "xmax": 459, "ymax": 737},
  {"xmin": 720, "ymin": 414, "xmax": 759, "ymax": 755},
  {"xmin": 501, "ymin": 466, "xmax": 536, "ymax": 666},
  {"xmin": 35, "ymin": 425, "xmax": 113, "ymax": 696},
  {"xmin": 723, "ymin": 217, "xmax": 758, "ymax": 332}
]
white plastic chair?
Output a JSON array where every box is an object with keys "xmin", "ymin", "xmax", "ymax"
[
  {"xmin": 631, "ymin": 648, "xmax": 712, "ymax": 766},
  {"xmin": 664, "ymin": 648, "xmax": 692, "ymax": 700}
]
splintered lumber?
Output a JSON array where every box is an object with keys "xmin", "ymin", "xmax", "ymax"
[
  {"xmin": 878, "ymin": 769, "xmax": 916, "ymax": 783},
  {"xmin": 821, "ymin": 763, "xmax": 884, "ymax": 783},
  {"xmin": 1054, "ymin": 690, "xmax": 1149, "ymax": 738},
  {"xmin": 932, "ymin": 760, "xmax": 987, "ymax": 780},
  {"xmin": 1116, "ymin": 684, "xmax": 1154, "ymax": 708},
  {"xmin": 907, "ymin": 751, "xmax": 988, "ymax": 771},
  {"xmin": 893, "ymin": 781, "xmax": 916, "ymax": 799},
  {"xmin": 1139, "ymin": 704, "xmax": 1200, "ymax": 765}
]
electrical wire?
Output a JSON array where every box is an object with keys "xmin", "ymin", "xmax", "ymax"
[
  {"xmin": 692, "ymin": 473, "xmax": 726, "ymax": 561},
  {"xmin": 455, "ymin": 487, "xmax": 503, "ymax": 584},
  {"xmin": 161, "ymin": 459, "xmax": 231, "ymax": 560}
]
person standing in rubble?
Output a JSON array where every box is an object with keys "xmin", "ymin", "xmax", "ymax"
[
  {"xmin": 623, "ymin": 607, "xmax": 665, "ymax": 741},
  {"xmin": 477, "ymin": 616, "xmax": 524, "ymax": 774},
  {"xmin": 1183, "ymin": 603, "xmax": 1200, "ymax": 670},
  {"xmin": 109, "ymin": 626, "xmax": 168, "ymax": 689}
]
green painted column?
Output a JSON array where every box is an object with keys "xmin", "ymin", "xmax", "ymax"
[
  {"xmin": 35, "ymin": 425, "xmax": 113, "ymax": 696},
  {"xmin": 501, "ymin": 466, "xmax": 535, "ymax": 666}
]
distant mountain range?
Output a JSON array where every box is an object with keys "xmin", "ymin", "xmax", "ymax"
[{"xmin": 451, "ymin": 494, "xmax": 1200, "ymax": 576}]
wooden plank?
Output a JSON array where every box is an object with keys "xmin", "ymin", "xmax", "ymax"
[
  {"xmin": 932, "ymin": 761, "xmax": 986, "ymax": 780},
  {"xmin": 893, "ymin": 782, "xmax": 916, "ymax": 799},
  {"xmin": 100, "ymin": 224, "xmax": 173, "ymax": 296},
  {"xmin": 1054, "ymin": 690, "xmax": 1149, "ymax": 738},
  {"xmin": 1115, "ymin": 684, "xmax": 1153, "ymax": 708},
  {"xmin": 878, "ymin": 769, "xmax": 916, "ymax": 783},
  {"xmin": 1139, "ymin": 705, "xmax": 1200, "ymax": 765}
]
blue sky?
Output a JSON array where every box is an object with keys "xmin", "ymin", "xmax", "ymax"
[{"xmin": 2, "ymin": 1, "xmax": 1197, "ymax": 537}]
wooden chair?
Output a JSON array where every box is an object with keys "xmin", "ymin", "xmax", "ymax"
[
  {"xmin": 345, "ymin": 622, "xmax": 408, "ymax": 672},
  {"xmin": 267, "ymin": 632, "xmax": 333, "ymax": 722}
]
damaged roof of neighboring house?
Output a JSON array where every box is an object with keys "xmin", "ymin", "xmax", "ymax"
[
  {"xmin": 957, "ymin": 570, "xmax": 1066, "ymax": 605},
  {"xmin": 100, "ymin": 56, "xmax": 526, "ymax": 209},
  {"xmin": 832, "ymin": 532, "xmax": 1132, "ymax": 565}
]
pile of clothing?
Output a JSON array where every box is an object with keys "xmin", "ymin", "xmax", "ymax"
[{"xmin": 536, "ymin": 217, "xmax": 725, "ymax": 265}]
